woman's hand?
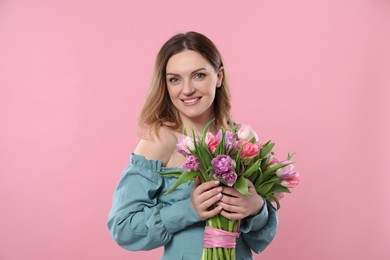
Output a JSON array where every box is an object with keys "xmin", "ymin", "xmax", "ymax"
[
  {"xmin": 217, "ymin": 179, "xmax": 264, "ymax": 220},
  {"xmin": 190, "ymin": 177, "xmax": 223, "ymax": 220}
]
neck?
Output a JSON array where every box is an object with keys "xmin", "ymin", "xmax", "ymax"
[{"xmin": 180, "ymin": 114, "xmax": 215, "ymax": 137}]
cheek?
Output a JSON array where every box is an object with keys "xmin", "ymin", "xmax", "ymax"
[
  {"xmin": 205, "ymin": 84, "xmax": 217, "ymax": 100},
  {"xmin": 198, "ymin": 79, "xmax": 217, "ymax": 95},
  {"xmin": 167, "ymin": 86, "xmax": 178, "ymax": 99}
]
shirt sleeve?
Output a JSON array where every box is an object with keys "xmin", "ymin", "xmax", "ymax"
[
  {"xmin": 107, "ymin": 163, "xmax": 200, "ymax": 251},
  {"xmin": 240, "ymin": 200, "xmax": 278, "ymax": 253}
]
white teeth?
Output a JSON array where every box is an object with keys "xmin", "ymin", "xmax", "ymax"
[{"xmin": 183, "ymin": 98, "xmax": 199, "ymax": 103}]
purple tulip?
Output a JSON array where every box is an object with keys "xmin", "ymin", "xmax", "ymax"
[
  {"xmin": 221, "ymin": 171, "xmax": 238, "ymax": 187},
  {"xmin": 211, "ymin": 155, "xmax": 237, "ymax": 186},
  {"xmin": 225, "ymin": 131, "xmax": 239, "ymax": 152},
  {"xmin": 276, "ymin": 161, "xmax": 297, "ymax": 179},
  {"xmin": 215, "ymin": 130, "xmax": 239, "ymax": 153},
  {"xmin": 182, "ymin": 155, "xmax": 201, "ymax": 172},
  {"xmin": 211, "ymin": 155, "xmax": 235, "ymax": 174}
]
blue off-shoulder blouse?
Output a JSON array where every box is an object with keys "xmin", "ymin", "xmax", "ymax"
[{"xmin": 107, "ymin": 153, "xmax": 278, "ymax": 260}]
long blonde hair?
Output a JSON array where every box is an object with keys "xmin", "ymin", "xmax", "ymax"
[{"xmin": 139, "ymin": 32, "xmax": 232, "ymax": 137}]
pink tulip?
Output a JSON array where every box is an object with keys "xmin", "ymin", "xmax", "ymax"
[
  {"xmin": 267, "ymin": 155, "xmax": 279, "ymax": 167},
  {"xmin": 176, "ymin": 136, "xmax": 195, "ymax": 156},
  {"xmin": 240, "ymin": 142, "xmax": 260, "ymax": 159},
  {"xmin": 205, "ymin": 132, "xmax": 214, "ymax": 145},
  {"xmin": 276, "ymin": 161, "xmax": 297, "ymax": 179},
  {"xmin": 208, "ymin": 138, "xmax": 219, "ymax": 154},
  {"xmin": 237, "ymin": 124, "xmax": 258, "ymax": 141},
  {"xmin": 280, "ymin": 172, "xmax": 300, "ymax": 188}
]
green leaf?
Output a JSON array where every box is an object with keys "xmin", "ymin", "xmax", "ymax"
[
  {"xmin": 235, "ymin": 158, "xmax": 242, "ymax": 174},
  {"xmin": 199, "ymin": 142, "xmax": 212, "ymax": 162},
  {"xmin": 260, "ymin": 141, "xmax": 274, "ymax": 158},
  {"xmin": 254, "ymin": 170, "xmax": 274, "ymax": 187},
  {"xmin": 263, "ymin": 161, "xmax": 294, "ymax": 175},
  {"xmin": 202, "ymin": 119, "xmax": 215, "ymax": 142},
  {"xmin": 183, "ymin": 127, "xmax": 187, "ymax": 136},
  {"xmin": 164, "ymin": 171, "xmax": 197, "ymax": 194},
  {"xmin": 192, "ymin": 129, "xmax": 198, "ymax": 151},
  {"xmin": 268, "ymin": 183, "xmax": 291, "ymax": 194},
  {"xmin": 215, "ymin": 128, "xmax": 225, "ymax": 155},
  {"xmin": 242, "ymin": 159, "xmax": 261, "ymax": 177},
  {"xmin": 260, "ymin": 156, "xmax": 270, "ymax": 169},
  {"xmin": 256, "ymin": 182, "xmax": 274, "ymax": 196},
  {"xmin": 257, "ymin": 176, "xmax": 280, "ymax": 187},
  {"xmin": 206, "ymin": 167, "xmax": 214, "ymax": 179},
  {"xmin": 269, "ymin": 194, "xmax": 281, "ymax": 210},
  {"xmin": 249, "ymin": 166, "xmax": 262, "ymax": 184},
  {"xmin": 159, "ymin": 171, "xmax": 182, "ymax": 178},
  {"xmin": 287, "ymin": 152, "xmax": 296, "ymax": 160},
  {"xmin": 196, "ymin": 144, "xmax": 213, "ymax": 182},
  {"xmin": 233, "ymin": 175, "xmax": 251, "ymax": 195}
]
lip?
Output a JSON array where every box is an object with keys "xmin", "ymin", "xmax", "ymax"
[{"xmin": 181, "ymin": 97, "xmax": 202, "ymax": 106}]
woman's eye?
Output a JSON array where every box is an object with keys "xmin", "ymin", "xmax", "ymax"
[
  {"xmin": 194, "ymin": 73, "xmax": 206, "ymax": 79},
  {"xmin": 168, "ymin": 77, "xmax": 179, "ymax": 84}
]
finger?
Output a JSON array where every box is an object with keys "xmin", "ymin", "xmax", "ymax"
[
  {"xmin": 193, "ymin": 176, "xmax": 201, "ymax": 189},
  {"xmin": 200, "ymin": 192, "xmax": 223, "ymax": 210},
  {"xmin": 196, "ymin": 186, "xmax": 222, "ymax": 203},
  {"xmin": 246, "ymin": 178, "xmax": 255, "ymax": 188},
  {"xmin": 194, "ymin": 180, "xmax": 220, "ymax": 195},
  {"xmin": 221, "ymin": 187, "xmax": 240, "ymax": 197},
  {"xmin": 217, "ymin": 201, "xmax": 242, "ymax": 214},
  {"xmin": 201, "ymin": 205, "xmax": 223, "ymax": 220},
  {"xmin": 220, "ymin": 210, "xmax": 243, "ymax": 221},
  {"xmin": 219, "ymin": 195, "xmax": 240, "ymax": 207}
]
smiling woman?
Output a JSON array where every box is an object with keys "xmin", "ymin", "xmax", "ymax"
[
  {"xmin": 138, "ymin": 32, "xmax": 232, "ymax": 140},
  {"xmin": 107, "ymin": 32, "xmax": 278, "ymax": 260},
  {"xmin": 165, "ymin": 50, "xmax": 224, "ymax": 132}
]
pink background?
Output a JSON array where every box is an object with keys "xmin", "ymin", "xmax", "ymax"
[{"xmin": 1, "ymin": 0, "xmax": 389, "ymax": 259}]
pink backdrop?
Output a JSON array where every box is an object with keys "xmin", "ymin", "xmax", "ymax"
[{"xmin": 1, "ymin": 0, "xmax": 389, "ymax": 259}]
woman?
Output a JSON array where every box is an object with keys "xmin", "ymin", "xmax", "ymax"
[{"xmin": 107, "ymin": 32, "xmax": 277, "ymax": 259}]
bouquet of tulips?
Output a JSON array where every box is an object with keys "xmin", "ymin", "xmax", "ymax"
[{"xmin": 161, "ymin": 120, "xmax": 299, "ymax": 260}]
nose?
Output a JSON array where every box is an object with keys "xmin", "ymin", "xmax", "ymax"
[{"xmin": 182, "ymin": 79, "xmax": 195, "ymax": 96}]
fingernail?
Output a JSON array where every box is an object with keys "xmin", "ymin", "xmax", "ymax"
[
  {"xmin": 217, "ymin": 187, "xmax": 223, "ymax": 192},
  {"xmin": 218, "ymin": 206, "xmax": 222, "ymax": 210},
  {"xmin": 214, "ymin": 181, "xmax": 220, "ymax": 185}
]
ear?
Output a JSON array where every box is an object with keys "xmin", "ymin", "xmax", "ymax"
[{"xmin": 216, "ymin": 66, "xmax": 224, "ymax": 88}]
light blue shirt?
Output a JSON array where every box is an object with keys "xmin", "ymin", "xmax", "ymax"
[{"xmin": 107, "ymin": 153, "xmax": 278, "ymax": 259}]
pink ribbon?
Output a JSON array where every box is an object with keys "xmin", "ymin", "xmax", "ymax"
[{"xmin": 203, "ymin": 226, "xmax": 240, "ymax": 248}]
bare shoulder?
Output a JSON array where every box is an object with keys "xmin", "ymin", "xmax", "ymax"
[{"xmin": 134, "ymin": 126, "xmax": 178, "ymax": 165}]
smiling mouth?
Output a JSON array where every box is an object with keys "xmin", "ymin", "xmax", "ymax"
[{"xmin": 182, "ymin": 97, "xmax": 201, "ymax": 104}]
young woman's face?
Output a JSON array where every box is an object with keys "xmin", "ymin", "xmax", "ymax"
[{"xmin": 165, "ymin": 50, "xmax": 223, "ymax": 125}]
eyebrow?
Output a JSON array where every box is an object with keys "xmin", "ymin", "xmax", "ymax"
[{"xmin": 166, "ymin": 67, "xmax": 208, "ymax": 76}]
